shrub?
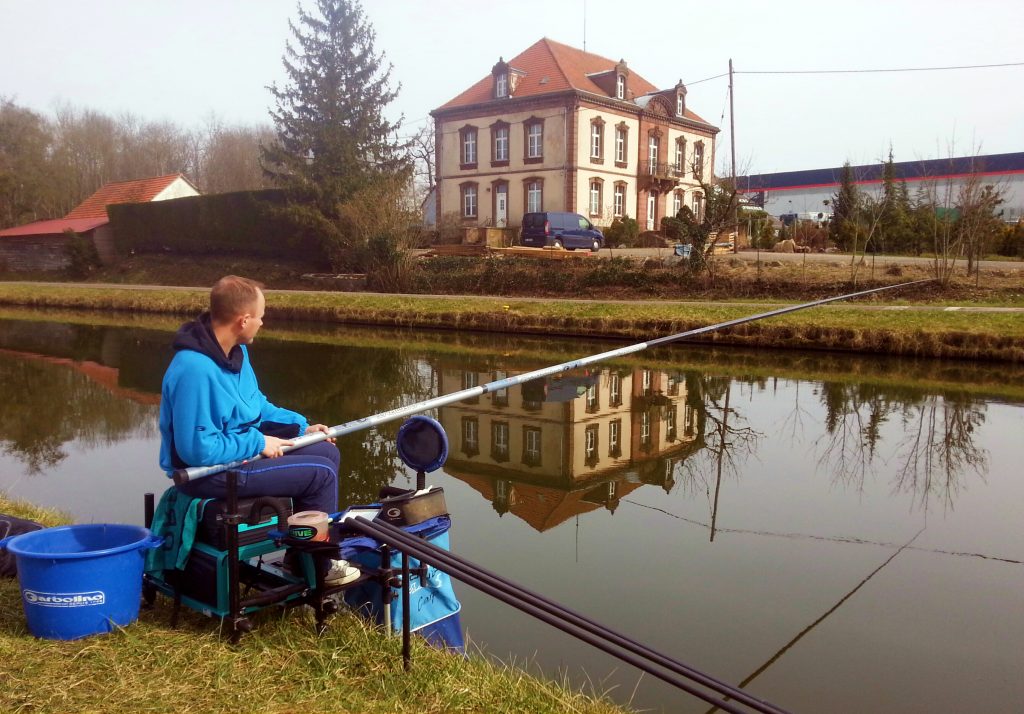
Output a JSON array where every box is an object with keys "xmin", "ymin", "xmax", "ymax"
[
  {"xmin": 604, "ymin": 216, "xmax": 639, "ymax": 247},
  {"xmin": 63, "ymin": 230, "xmax": 101, "ymax": 278},
  {"xmin": 637, "ymin": 231, "xmax": 667, "ymax": 248},
  {"xmin": 661, "ymin": 216, "xmax": 686, "ymax": 242}
]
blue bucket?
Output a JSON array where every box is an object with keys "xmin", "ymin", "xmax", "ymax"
[{"xmin": 0, "ymin": 524, "xmax": 161, "ymax": 640}]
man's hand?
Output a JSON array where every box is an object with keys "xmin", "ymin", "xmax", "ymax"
[
  {"xmin": 261, "ymin": 435, "xmax": 294, "ymax": 459},
  {"xmin": 305, "ymin": 423, "xmax": 335, "ymax": 444}
]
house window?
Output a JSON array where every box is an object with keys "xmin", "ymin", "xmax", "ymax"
[
  {"xmin": 590, "ymin": 119, "xmax": 604, "ymax": 160},
  {"xmin": 675, "ymin": 138, "xmax": 685, "ymax": 174},
  {"xmin": 666, "ymin": 405, "xmax": 678, "ymax": 441},
  {"xmin": 496, "ymin": 72, "xmax": 508, "ymax": 98},
  {"xmin": 693, "ymin": 142, "xmax": 704, "ymax": 180},
  {"xmin": 525, "ymin": 179, "xmax": 543, "ymax": 213},
  {"xmin": 616, "ymin": 74, "xmax": 625, "ymax": 99},
  {"xmin": 684, "ymin": 404, "xmax": 696, "ymax": 436},
  {"xmin": 614, "ymin": 127, "xmax": 626, "ymax": 164},
  {"xmin": 461, "ymin": 417, "xmax": 479, "ymax": 456},
  {"xmin": 609, "ymin": 373, "xmax": 622, "ymax": 406},
  {"xmin": 609, "ymin": 419, "xmax": 621, "ymax": 457},
  {"xmin": 460, "ymin": 126, "xmax": 477, "ymax": 167},
  {"xmin": 613, "ymin": 183, "xmax": 625, "ymax": 217},
  {"xmin": 641, "ymin": 369, "xmax": 652, "ymax": 395},
  {"xmin": 492, "ymin": 122, "xmax": 509, "ymax": 164},
  {"xmin": 673, "ymin": 191, "xmax": 683, "ymax": 218},
  {"xmin": 676, "ymin": 94, "xmax": 684, "ymax": 116},
  {"xmin": 525, "ymin": 119, "xmax": 543, "ymax": 161},
  {"xmin": 585, "ymin": 424, "xmax": 600, "ymax": 465},
  {"xmin": 692, "ymin": 193, "xmax": 703, "ymax": 221},
  {"xmin": 461, "ymin": 184, "xmax": 478, "ymax": 219},
  {"xmin": 492, "ymin": 370, "xmax": 509, "ymax": 407},
  {"xmin": 640, "ymin": 411, "xmax": 651, "ymax": 448},
  {"xmin": 586, "ymin": 383, "xmax": 599, "ymax": 412},
  {"xmin": 523, "ymin": 427, "xmax": 542, "ymax": 466},
  {"xmin": 589, "ymin": 179, "xmax": 603, "ymax": 216},
  {"xmin": 491, "ymin": 421, "xmax": 510, "ymax": 462},
  {"xmin": 648, "ymin": 135, "xmax": 659, "ymax": 174}
]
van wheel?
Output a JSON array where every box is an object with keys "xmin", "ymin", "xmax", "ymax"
[
  {"xmin": 591, "ymin": 240, "xmax": 601, "ymax": 252},
  {"xmin": 553, "ymin": 239, "xmax": 563, "ymax": 250}
]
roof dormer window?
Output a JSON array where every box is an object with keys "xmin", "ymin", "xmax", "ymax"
[
  {"xmin": 676, "ymin": 94, "xmax": 684, "ymax": 116},
  {"xmin": 616, "ymin": 74, "xmax": 625, "ymax": 100},
  {"xmin": 496, "ymin": 72, "xmax": 508, "ymax": 98}
]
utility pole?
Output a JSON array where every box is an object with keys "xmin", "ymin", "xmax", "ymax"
[{"xmin": 729, "ymin": 59, "xmax": 738, "ymax": 253}]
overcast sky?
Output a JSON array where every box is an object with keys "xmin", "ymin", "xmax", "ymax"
[{"xmin": 2, "ymin": 0, "xmax": 1021, "ymax": 175}]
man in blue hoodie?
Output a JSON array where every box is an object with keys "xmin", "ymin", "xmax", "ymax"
[{"xmin": 159, "ymin": 275, "xmax": 357, "ymax": 584}]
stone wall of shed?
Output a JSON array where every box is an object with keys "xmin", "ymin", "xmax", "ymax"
[{"xmin": 0, "ymin": 236, "xmax": 71, "ymax": 271}]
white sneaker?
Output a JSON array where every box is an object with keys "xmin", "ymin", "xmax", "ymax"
[{"xmin": 324, "ymin": 559, "xmax": 360, "ymax": 586}]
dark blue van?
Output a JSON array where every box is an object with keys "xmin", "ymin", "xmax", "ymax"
[{"xmin": 520, "ymin": 212, "xmax": 604, "ymax": 251}]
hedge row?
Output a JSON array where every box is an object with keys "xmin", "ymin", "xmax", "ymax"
[{"xmin": 107, "ymin": 189, "xmax": 332, "ymax": 267}]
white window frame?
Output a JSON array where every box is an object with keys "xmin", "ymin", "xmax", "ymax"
[
  {"xmin": 675, "ymin": 140, "xmax": 685, "ymax": 172},
  {"xmin": 492, "ymin": 422, "xmax": 509, "ymax": 459},
  {"xmin": 589, "ymin": 181, "xmax": 601, "ymax": 215},
  {"xmin": 676, "ymin": 94, "xmax": 684, "ymax": 116},
  {"xmin": 527, "ymin": 123, "xmax": 542, "ymax": 159},
  {"xmin": 610, "ymin": 373, "xmax": 621, "ymax": 404},
  {"xmin": 585, "ymin": 425, "xmax": 598, "ymax": 459},
  {"xmin": 616, "ymin": 75, "xmax": 624, "ymax": 99},
  {"xmin": 615, "ymin": 127, "xmax": 625, "ymax": 163},
  {"xmin": 609, "ymin": 420, "xmax": 620, "ymax": 454},
  {"xmin": 640, "ymin": 411, "xmax": 651, "ymax": 446},
  {"xmin": 527, "ymin": 181, "xmax": 542, "ymax": 212},
  {"xmin": 648, "ymin": 136, "xmax": 659, "ymax": 173},
  {"xmin": 694, "ymin": 142, "xmax": 704, "ymax": 179},
  {"xmin": 692, "ymin": 193, "xmax": 703, "ymax": 221},
  {"xmin": 525, "ymin": 428, "xmax": 541, "ymax": 463},
  {"xmin": 462, "ymin": 186, "xmax": 477, "ymax": 218},
  {"xmin": 613, "ymin": 184, "xmax": 624, "ymax": 217},
  {"xmin": 494, "ymin": 126, "xmax": 508, "ymax": 161},
  {"xmin": 496, "ymin": 72, "xmax": 508, "ymax": 98},
  {"xmin": 463, "ymin": 418, "xmax": 478, "ymax": 452},
  {"xmin": 462, "ymin": 130, "xmax": 476, "ymax": 165},
  {"xmin": 591, "ymin": 123, "xmax": 602, "ymax": 158},
  {"xmin": 673, "ymin": 191, "xmax": 683, "ymax": 217}
]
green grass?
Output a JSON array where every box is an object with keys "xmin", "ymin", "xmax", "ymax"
[
  {"xmin": 1, "ymin": 282, "xmax": 1022, "ymax": 362},
  {"xmin": 0, "ymin": 493, "xmax": 627, "ymax": 714}
]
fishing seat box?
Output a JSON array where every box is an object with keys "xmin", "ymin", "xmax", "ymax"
[{"xmin": 195, "ymin": 496, "xmax": 294, "ymax": 549}]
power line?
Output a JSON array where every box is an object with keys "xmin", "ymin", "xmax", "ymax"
[
  {"xmin": 739, "ymin": 60, "xmax": 1024, "ymax": 75},
  {"xmin": 687, "ymin": 60, "xmax": 1023, "ymax": 86}
]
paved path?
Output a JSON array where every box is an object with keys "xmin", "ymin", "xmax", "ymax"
[{"xmin": 4, "ymin": 281, "xmax": 1023, "ymax": 313}]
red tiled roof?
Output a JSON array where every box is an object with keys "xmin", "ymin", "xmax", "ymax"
[
  {"xmin": 0, "ymin": 216, "xmax": 108, "ymax": 238},
  {"xmin": 435, "ymin": 37, "xmax": 710, "ymax": 124},
  {"xmin": 64, "ymin": 173, "xmax": 190, "ymax": 220}
]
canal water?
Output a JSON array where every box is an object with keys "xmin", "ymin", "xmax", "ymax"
[{"xmin": 0, "ymin": 311, "xmax": 1021, "ymax": 713}]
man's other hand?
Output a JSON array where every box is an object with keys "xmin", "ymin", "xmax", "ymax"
[
  {"xmin": 305, "ymin": 423, "xmax": 335, "ymax": 443},
  {"xmin": 262, "ymin": 435, "xmax": 294, "ymax": 458}
]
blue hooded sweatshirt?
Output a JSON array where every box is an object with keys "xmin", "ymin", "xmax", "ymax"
[{"xmin": 158, "ymin": 313, "xmax": 308, "ymax": 475}]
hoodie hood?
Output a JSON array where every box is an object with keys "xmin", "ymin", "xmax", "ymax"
[{"xmin": 172, "ymin": 312, "xmax": 243, "ymax": 373}]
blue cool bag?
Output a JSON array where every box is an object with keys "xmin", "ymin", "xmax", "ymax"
[{"xmin": 342, "ymin": 515, "xmax": 464, "ymax": 653}]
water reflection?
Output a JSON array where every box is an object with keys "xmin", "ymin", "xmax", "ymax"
[{"xmin": 435, "ymin": 364, "xmax": 703, "ymax": 530}]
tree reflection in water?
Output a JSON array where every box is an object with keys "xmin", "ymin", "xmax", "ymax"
[{"xmin": 815, "ymin": 381, "xmax": 988, "ymax": 512}]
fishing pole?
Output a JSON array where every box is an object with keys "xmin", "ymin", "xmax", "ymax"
[
  {"xmin": 173, "ymin": 279, "xmax": 930, "ymax": 485},
  {"xmin": 348, "ymin": 516, "xmax": 790, "ymax": 714}
]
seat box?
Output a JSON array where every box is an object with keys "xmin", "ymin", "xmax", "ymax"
[{"xmin": 196, "ymin": 496, "xmax": 293, "ymax": 549}]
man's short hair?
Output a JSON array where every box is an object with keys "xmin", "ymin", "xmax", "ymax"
[{"xmin": 210, "ymin": 275, "xmax": 264, "ymax": 324}]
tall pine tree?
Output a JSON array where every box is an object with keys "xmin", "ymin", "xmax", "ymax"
[
  {"xmin": 829, "ymin": 161, "xmax": 859, "ymax": 251},
  {"xmin": 262, "ymin": 0, "xmax": 410, "ymax": 267},
  {"xmin": 879, "ymin": 148, "xmax": 912, "ymax": 254}
]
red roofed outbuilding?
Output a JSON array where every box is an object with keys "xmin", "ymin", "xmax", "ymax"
[
  {"xmin": 0, "ymin": 174, "xmax": 198, "ymax": 271},
  {"xmin": 430, "ymin": 38, "xmax": 719, "ymax": 236}
]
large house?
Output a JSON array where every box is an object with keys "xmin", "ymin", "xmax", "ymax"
[
  {"xmin": 0, "ymin": 174, "xmax": 198, "ymax": 271},
  {"xmin": 431, "ymin": 38, "xmax": 719, "ymax": 233}
]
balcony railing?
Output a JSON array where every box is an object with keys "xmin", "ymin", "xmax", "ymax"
[{"xmin": 639, "ymin": 161, "xmax": 684, "ymax": 181}]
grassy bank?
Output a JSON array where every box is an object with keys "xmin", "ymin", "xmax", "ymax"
[
  {"xmin": 0, "ymin": 494, "xmax": 625, "ymax": 714},
  {"xmin": 1, "ymin": 282, "xmax": 1023, "ymax": 362}
]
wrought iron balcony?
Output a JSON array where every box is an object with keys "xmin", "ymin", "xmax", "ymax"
[{"xmin": 639, "ymin": 161, "xmax": 683, "ymax": 188}]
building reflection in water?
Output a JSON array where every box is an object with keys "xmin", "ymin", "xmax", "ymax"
[{"xmin": 436, "ymin": 364, "xmax": 703, "ymax": 531}]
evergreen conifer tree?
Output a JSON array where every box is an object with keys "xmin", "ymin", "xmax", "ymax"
[
  {"xmin": 829, "ymin": 162, "xmax": 859, "ymax": 251},
  {"xmin": 879, "ymin": 148, "xmax": 912, "ymax": 254},
  {"xmin": 262, "ymin": 0, "xmax": 410, "ymax": 267}
]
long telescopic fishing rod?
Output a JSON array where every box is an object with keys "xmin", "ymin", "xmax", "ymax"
[
  {"xmin": 173, "ymin": 279, "xmax": 930, "ymax": 485},
  {"xmin": 348, "ymin": 515, "xmax": 791, "ymax": 714}
]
